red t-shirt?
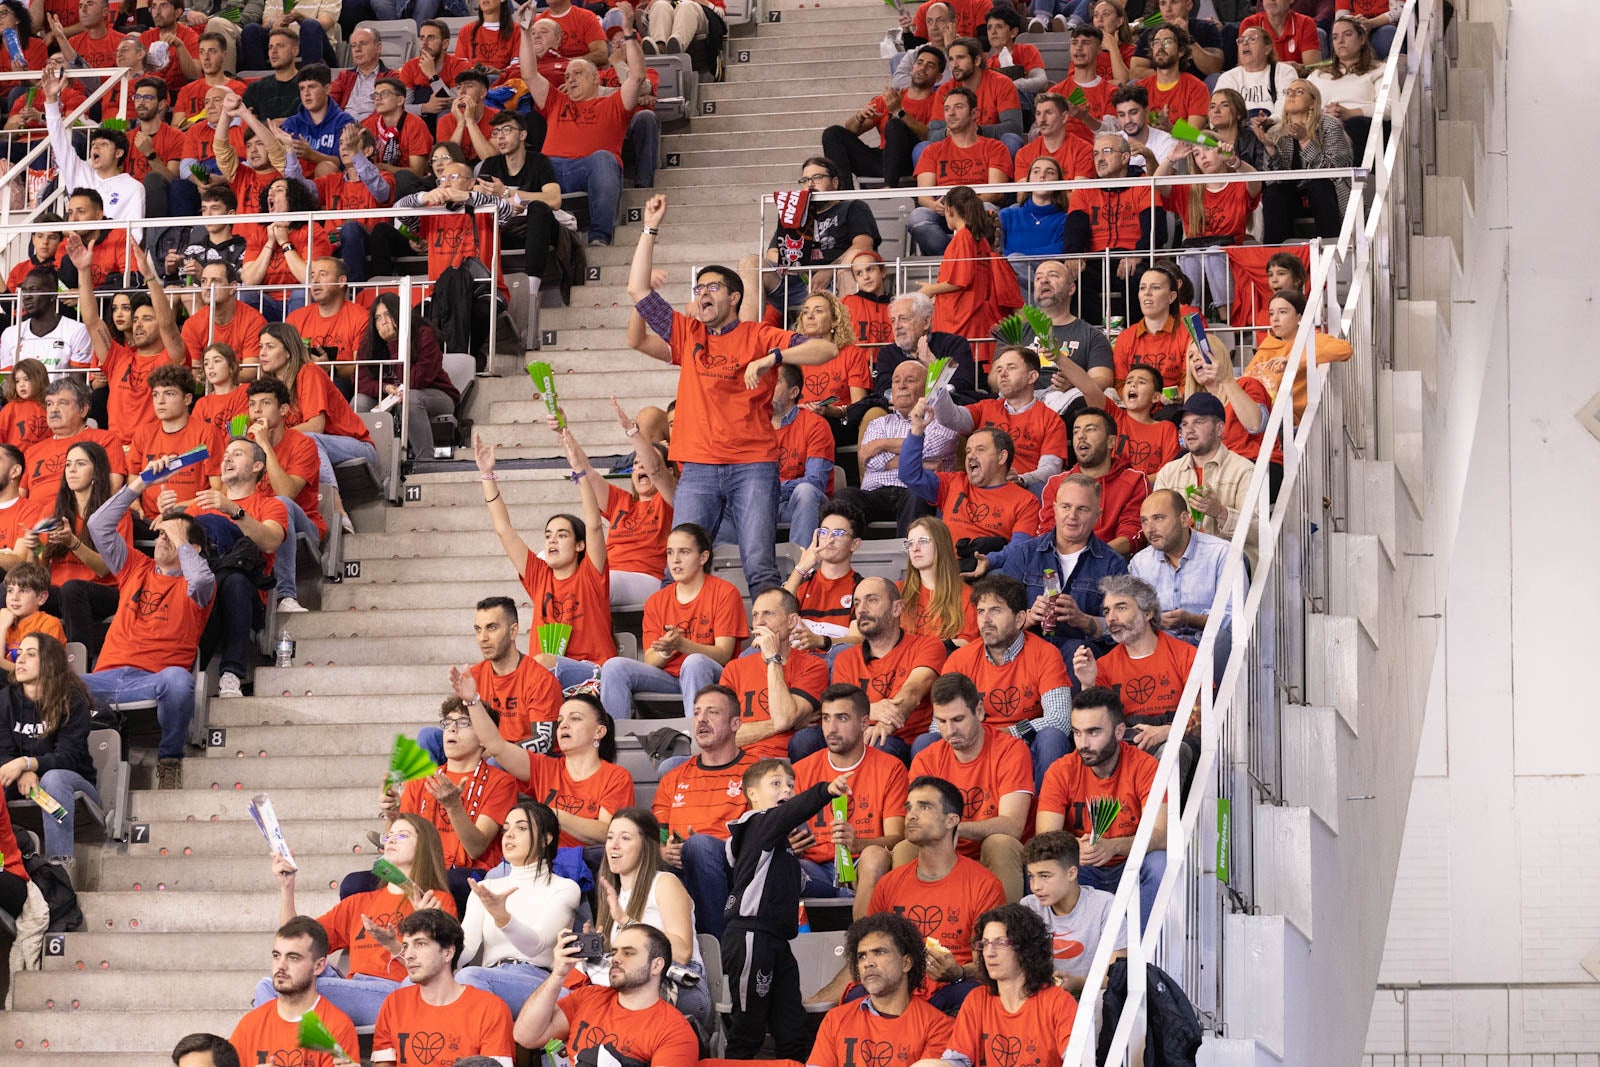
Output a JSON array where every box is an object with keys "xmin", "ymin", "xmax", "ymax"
[
  {"xmin": 719, "ymin": 649, "xmax": 830, "ymax": 759},
  {"xmin": 652, "ymin": 749, "xmax": 757, "ymax": 840},
  {"xmin": 963, "ymin": 398, "xmax": 1070, "ymax": 476},
  {"xmin": 1071, "ymin": 185, "xmax": 1158, "ymax": 252},
  {"xmin": 988, "ymin": 42, "xmax": 1044, "ymax": 76},
  {"xmin": 1107, "ymin": 405, "xmax": 1180, "ymax": 478},
  {"xmin": 470, "ymin": 653, "xmax": 561, "ymax": 749},
  {"xmin": 870, "ymin": 855, "xmax": 1006, "ymax": 966},
  {"xmin": 1241, "ymin": 10, "xmax": 1322, "ymax": 62},
  {"xmin": 174, "ymin": 77, "xmax": 246, "ymax": 120},
  {"xmin": 231, "ymin": 996, "xmax": 359, "ymax": 1067},
  {"xmin": 803, "ymin": 343, "xmax": 873, "ymax": 406},
  {"xmin": 241, "ymin": 223, "xmax": 332, "ymax": 293},
  {"xmin": 181, "ymin": 301, "xmax": 267, "ymax": 371},
  {"xmin": 1220, "ymin": 376, "xmax": 1277, "ymax": 465},
  {"xmin": 453, "ymin": 21, "xmax": 520, "ymax": 73},
  {"xmin": 831, "ymin": 631, "xmax": 948, "ymax": 741},
  {"xmin": 1112, "ymin": 314, "xmax": 1190, "ymax": 388},
  {"xmin": 1038, "ymin": 743, "xmax": 1158, "ymax": 865},
  {"xmin": 666, "ymin": 312, "xmax": 799, "ymax": 466},
  {"xmin": 126, "ymin": 416, "xmax": 225, "ymax": 514},
  {"xmin": 436, "ymin": 107, "xmax": 499, "ymax": 163},
  {"xmin": 519, "ymin": 554, "xmax": 615, "ymax": 665},
  {"xmin": 0, "ymin": 399, "xmax": 49, "ymax": 450},
  {"xmin": 929, "ymin": 473, "xmax": 1041, "ymax": 543},
  {"xmin": 396, "ymin": 53, "xmax": 472, "ymax": 93},
  {"xmin": 909, "ymin": 728, "xmax": 1035, "ymax": 859},
  {"xmin": 794, "ymin": 569, "xmax": 860, "ymax": 628},
  {"xmin": 942, "ymin": 632, "xmax": 1072, "ymax": 729},
  {"xmin": 193, "ymin": 488, "xmax": 288, "ymax": 578},
  {"xmin": 288, "ymin": 300, "xmax": 370, "ymax": 366},
  {"xmin": 192, "ymin": 388, "xmax": 249, "ymax": 440},
  {"xmin": 914, "ymin": 135, "xmax": 1013, "ymax": 186},
  {"xmin": 1138, "ymin": 72, "xmax": 1211, "ymax": 126},
  {"xmin": 289, "ymin": 362, "xmax": 373, "ymax": 444},
  {"xmin": 932, "ymin": 227, "xmax": 1000, "ymax": 346},
  {"xmin": 363, "ymin": 110, "xmax": 435, "ymax": 171},
  {"xmin": 522, "ymin": 755, "xmax": 634, "ymax": 848},
  {"xmin": 1095, "ymin": 631, "xmax": 1198, "ymax": 730},
  {"xmin": 901, "ymin": 580, "xmax": 977, "ymax": 645},
  {"xmin": 97, "ymin": 550, "xmax": 211, "ymax": 673},
  {"xmin": 866, "ymin": 88, "xmax": 940, "ymax": 138},
  {"xmin": 793, "ymin": 745, "xmax": 909, "ymax": 865},
  {"xmin": 931, "ymin": 71, "xmax": 1021, "ymax": 128},
  {"xmin": 1013, "ymin": 134, "xmax": 1096, "ymax": 181},
  {"xmin": 540, "ymin": 87, "xmax": 632, "ymax": 163},
  {"xmin": 400, "ymin": 762, "xmax": 519, "ymax": 869},
  {"xmin": 68, "ymin": 28, "xmax": 125, "ymax": 69},
  {"xmin": 22, "ymin": 427, "xmax": 127, "ymax": 496},
  {"xmin": 371, "ymin": 984, "xmax": 515, "ymax": 1065},
  {"xmin": 138, "ymin": 24, "xmax": 200, "ymax": 92},
  {"xmin": 1161, "ymin": 181, "xmax": 1259, "ymax": 245},
  {"xmin": 601, "ymin": 483, "xmax": 671, "ymax": 577},
  {"xmin": 265, "ymin": 426, "xmax": 327, "ymax": 539},
  {"xmin": 641, "ymin": 574, "xmax": 748, "ymax": 677},
  {"xmin": 103, "ymin": 341, "xmax": 178, "ymax": 445},
  {"xmin": 947, "ymin": 984, "xmax": 1078, "ymax": 1067},
  {"xmin": 123, "ymin": 122, "xmax": 186, "ymax": 183},
  {"xmin": 776, "ymin": 407, "xmax": 835, "ymax": 490},
  {"xmin": 537, "ymin": 5, "xmax": 606, "ymax": 58},
  {"xmin": 809, "ymin": 995, "xmax": 954, "ymax": 1067},
  {"xmin": 557, "ymin": 985, "xmax": 700, "ymax": 1066},
  {"xmin": 843, "ymin": 291, "xmax": 894, "ymax": 348},
  {"xmin": 317, "ymin": 886, "xmax": 459, "ymax": 982}
]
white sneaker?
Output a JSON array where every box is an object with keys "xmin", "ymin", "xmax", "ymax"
[
  {"xmin": 1027, "ymin": 16, "xmax": 1047, "ymax": 32},
  {"xmin": 340, "ymin": 513, "xmax": 355, "ymax": 535},
  {"xmin": 1051, "ymin": 13, "xmax": 1070, "ymax": 31},
  {"xmin": 277, "ymin": 597, "xmax": 308, "ymax": 614},
  {"xmin": 218, "ymin": 672, "xmax": 243, "ymax": 698}
]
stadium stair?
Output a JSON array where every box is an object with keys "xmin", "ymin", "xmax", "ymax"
[{"xmin": 2, "ymin": 1, "xmax": 900, "ymax": 1061}]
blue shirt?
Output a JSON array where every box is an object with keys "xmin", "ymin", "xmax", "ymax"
[
  {"xmin": 1000, "ymin": 198, "xmax": 1069, "ymax": 257},
  {"xmin": 282, "ymin": 99, "xmax": 356, "ymax": 159},
  {"xmin": 1128, "ymin": 529, "xmax": 1234, "ymax": 631}
]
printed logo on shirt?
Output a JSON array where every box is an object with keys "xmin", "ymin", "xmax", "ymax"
[
  {"xmin": 130, "ymin": 587, "xmax": 175, "ymax": 622},
  {"xmin": 983, "ymin": 686, "xmax": 1025, "ymax": 719},
  {"xmin": 396, "ymin": 1030, "xmax": 448, "ymax": 1064},
  {"xmin": 1122, "ymin": 674, "xmax": 1159, "ymax": 706},
  {"xmin": 893, "ymin": 903, "xmax": 944, "ymax": 937},
  {"xmin": 843, "ymin": 1038, "xmax": 898, "ymax": 1067},
  {"xmin": 960, "ymin": 786, "xmax": 987, "ymax": 821},
  {"xmin": 726, "ymin": 779, "xmax": 743, "ymax": 799},
  {"xmin": 540, "ymin": 589, "xmax": 587, "ymax": 631},
  {"xmin": 982, "ymin": 1031, "xmax": 1036, "ymax": 1067},
  {"xmin": 840, "ymin": 594, "xmax": 853, "ymax": 608},
  {"xmin": 690, "ymin": 342, "xmax": 739, "ymax": 380},
  {"xmin": 1119, "ymin": 434, "xmax": 1156, "ymax": 472},
  {"xmin": 569, "ymin": 1022, "xmax": 623, "ymax": 1056},
  {"xmin": 1052, "ymin": 933, "xmax": 1087, "ymax": 961}
]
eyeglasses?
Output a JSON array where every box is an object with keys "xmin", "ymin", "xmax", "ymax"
[
  {"xmin": 690, "ymin": 282, "xmax": 726, "ymax": 296},
  {"xmin": 902, "ymin": 535, "xmax": 933, "ymax": 551},
  {"xmin": 972, "ymin": 937, "xmax": 1015, "ymax": 951},
  {"xmin": 1092, "ymin": 147, "xmax": 1126, "ymax": 157},
  {"xmin": 798, "ymin": 173, "xmax": 833, "ymax": 186},
  {"xmin": 132, "ymin": 92, "xmax": 161, "ymax": 101},
  {"xmin": 380, "ymin": 831, "xmax": 414, "ymax": 845},
  {"xmin": 440, "ymin": 716, "xmax": 474, "ymax": 732},
  {"xmin": 373, "ymin": 89, "xmax": 402, "ymax": 99},
  {"xmin": 814, "ymin": 527, "xmax": 853, "ymax": 541}
]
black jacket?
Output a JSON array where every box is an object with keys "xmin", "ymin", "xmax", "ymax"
[
  {"xmin": 722, "ymin": 781, "xmax": 835, "ymax": 939},
  {"xmin": 0, "ymin": 685, "xmax": 95, "ymax": 790}
]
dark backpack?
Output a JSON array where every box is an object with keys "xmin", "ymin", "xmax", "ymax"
[
  {"xmin": 20, "ymin": 838, "xmax": 84, "ymax": 933},
  {"xmin": 430, "ymin": 265, "xmax": 480, "ymax": 356},
  {"xmin": 1097, "ymin": 959, "xmax": 1203, "ymax": 1067},
  {"xmin": 196, "ymin": 513, "xmax": 273, "ymax": 591}
]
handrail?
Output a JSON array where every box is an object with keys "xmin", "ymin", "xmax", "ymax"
[
  {"xmin": 0, "ymin": 67, "xmax": 135, "ymax": 233},
  {"xmin": 1057, "ymin": 0, "xmax": 1440, "ymax": 1061}
]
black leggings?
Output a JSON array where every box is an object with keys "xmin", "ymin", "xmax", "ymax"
[
  {"xmin": 820, "ymin": 117, "xmax": 920, "ymax": 190},
  {"xmin": 0, "ymin": 869, "xmax": 26, "ymax": 918},
  {"xmin": 1262, "ymin": 179, "xmax": 1343, "ymax": 244}
]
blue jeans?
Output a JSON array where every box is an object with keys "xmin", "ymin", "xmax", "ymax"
[
  {"xmin": 1078, "ymin": 848, "xmax": 1167, "ymax": 928},
  {"xmin": 273, "ymin": 496, "xmax": 321, "ymax": 599},
  {"xmin": 598, "ymin": 653, "xmax": 721, "ymax": 718},
  {"xmin": 83, "ymin": 666, "xmax": 195, "ymax": 760},
  {"xmin": 553, "ymin": 655, "xmax": 599, "ymax": 691},
  {"xmin": 1029, "ymin": 725, "xmax": 1072, "ymax": 791},
  {"xmin": 254, "ymin": 973, "xmax": 399, "ymax": 1028},
  {"xmin": 779, "ymin": 481, "xmax": 826, "ymax": 549},
  {"xmin": 248, "ymin": 290, "xmax": 308, "ymax": 323},
  {"xmin": 457, "ymin": 962, "xmax": 551, "ymax": 1015},
  {"xmin": 677, "ymin": 832, "xmax": 731, "ymax": 938},
  {"xmin": 37, "ymin": 768, "xmax": 99, "ymax": 860},
  {"xmin": 907, "ymin": 205, "xmax": 952, "ymax": 256},
  {"xmin": 797, "ymin": 857, "xmax": 853, "ymax": 899},
  {"xmin": 788, "ymin": 725, "xmax": 910, "ymax": 766},
  {"xmin": 550, "ymin": 151, "xmax": 624, "ymax": 243},
  {"xmin": 628, "ymin": 108, "xmax": 660, "ymax": 188},
  {"xmin": 308, "ymin": 432, "xmax": 381, "ymax": 500},
  {"xmin": 672, "ymin": 461, "xmax": 779, "ymax": 593},
  {"xmin": 1028, "ymin": 0, "xmax": 1091, "ymax": 22},
  {"xmin": 241, "ymin": 18, "xmax": 329, "ymax": 68}
]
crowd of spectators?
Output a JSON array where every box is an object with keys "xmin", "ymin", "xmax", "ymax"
[{"xmin": 0, "ymin": 0, "xmax": 1387, "ymax": 1062}]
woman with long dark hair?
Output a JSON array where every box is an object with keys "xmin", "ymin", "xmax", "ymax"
[
  {"xmin": 455, "ymin": 0, "xmax": 520, "ymax": 77},
  {"xmin": 0, "ymin": 632, "xmax": 95, "ymax": 873},
  {"xmin": 922, "ymin": 186, "xmax": 1021, "ymax": 369},
  {"xmin": 353, "ymin": 293, "xmax": 459, "ymax": 464},
  {"xmin": 240, "ymin": 177, "xmax": 330, "ymax": 320}
]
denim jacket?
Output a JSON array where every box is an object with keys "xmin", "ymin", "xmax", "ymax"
[{"xmin": 988, "ymin": 530, "xmax": 1127, "ymax": 656}]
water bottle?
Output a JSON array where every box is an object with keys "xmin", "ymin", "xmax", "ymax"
[
  {"xmin": 274, "ymin": 628, "xmax": 295, "ymax": 668},
  {"xmin": 543, "ymin": 1039, "xmax": 569, "ymax": 1067},
  {"xmin": 3, "ymin": 29, "xmax": 23, "ymax": 66}
]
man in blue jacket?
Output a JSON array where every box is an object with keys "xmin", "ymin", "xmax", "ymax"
[{"xmin": 281, "ymin": 63, "xmax": 355, "ymax": 178}]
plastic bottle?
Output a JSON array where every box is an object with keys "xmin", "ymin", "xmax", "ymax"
[
  {"xmin": 1042, "ymin": 568, "xmax": 1062, "ymax": 637},
  {"xmin": 543, "ymin": 1039, "xmax": 569, "ymax": 1067},
  {"xmin": 275, "ymin": 628, "xmax": 295, "ymax": 668},
  {"xmin": 3, "ymin": 29, "xmax": 24, "ymax": 66}
]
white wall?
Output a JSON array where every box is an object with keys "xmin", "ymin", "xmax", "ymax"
[{"xmin": 1366, "ymin": 1, "xmax": 1600, "ymax": 1054}]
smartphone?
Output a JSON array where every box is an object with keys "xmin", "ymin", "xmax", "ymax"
[
  {"xmin": 30, "ymin": 516, "xmax": 60, "ymax": 535},
  {"xmin": 573, "ymin": 931, "xmax": 608, "ymax": 960},
  {"xmin": 813, "ymin": 395, "xmax": 838, "ymax": 407}
]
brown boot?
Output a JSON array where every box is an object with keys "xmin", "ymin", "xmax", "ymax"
[{"xmin": 157, "ymin": 758, "xmax": 182, "ymax": 790}]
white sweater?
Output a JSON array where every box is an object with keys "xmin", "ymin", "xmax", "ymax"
[{"xmin": 459, "ymin": 862, "xmax": 581, "ymax": 970}]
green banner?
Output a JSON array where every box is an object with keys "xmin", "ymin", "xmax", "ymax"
[{"xmin": 1216, "ymin": 798, "xmax": 1231, "ymax": 883}]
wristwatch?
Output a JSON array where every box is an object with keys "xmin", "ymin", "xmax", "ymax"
[
  {"xmin": 767, "ymin": 347, "xmax": 784, "ymax": 365},
  {"xmin": 231, "ymin": 504, "xmax": 245, "ymax": 521}
]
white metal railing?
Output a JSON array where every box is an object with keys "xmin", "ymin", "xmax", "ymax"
[{"xmin": 1366, "ymin": 982, "xmax": 1600, "ymax": 1066}]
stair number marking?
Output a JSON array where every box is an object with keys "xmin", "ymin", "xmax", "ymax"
[
  {"xmin": 343, "ymin": 561, "xmax": 361, "ymax": 579},
  {"xmin": 541, "ymin": 330, "xmax": 559, "ymax": 346},
  {"xmin": 404, "ymin": 484, "xmax": 422, "ymax": 502},
  {"xmin": 702, "ymin": 101, "xmax": 717, "ymax": 115},
  {"xmin": 626, "ymin": 208, "xmax": 643, "ymax": 223},
  {"xmin": 737, "ymin": 49, "xmax": 750, "ymax": 63},
  {"xmin": 130, "ymin": 823, "xmax": 150, "ymax": 844},
  {"xmin": 666, "ymin": 153, "xmax": 681, "ymax": 167},
  {"xmin": 45, "ymin": 934, "xmax": 65, "ymax": 957},
  {"xmin": 586, "ymin": 266, "xmax": 601, "ymax": 281},
  {"xmin": 768, "ymin": 10, "xmax": 781, "ymax": 21},
  {"xmin": 207, "ymin": 728, "xmax": 227, "ymax": 748}
]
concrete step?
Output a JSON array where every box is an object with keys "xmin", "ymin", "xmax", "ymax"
[
  {"xmin": 489, "ymin": 395, "xmax": 675, "ymax": 426},
  {"xmin": 77, "ymin": 890, "xmax": 338, "ymax": 932},
  {"xmin": 324, "ymin": 579, "xmax": 539, "ymax": 611},
  {"xmin": 667, "ymin": 144, "xmax": 816, "ymax": 172},
  {"xmin": 582, "ymin": 236, "xmax": 761, "ymax": 266},
  {"xmin": 40, "ymin": 931, "xmax": 270, "ymax": 971},
  {"xmin": 734, "ymin": 38, "xmax": 886, "ymax": 62},
  {"xmin": 724, "ymin": 58, "xmax": 886, "ymax": 85},
  {"xmin": 167, "ymin": 754, "xmax": 391, "ymax": 791},
  {"xmin": 206, "ymin": 694, "xmax": 451, "ymax": 726},
  {"xmin": 246, "ymin": 663, "xmax": 456, "ymax": 693},
  {"xmin": 347, "ymin": 528, "xmax": 510, "ymax": 558},
  {"xmin": 622, "ymin": 182, "xmax": 775, "ymax": 209},
  {"xmin": 703, "ymin": 73, "xmax": 885, "ymax": 99},
  {"xmin": 656, "ymin": 161, "xmax": 823, "ymax": 189},
  {"xmin": 666, "ymin": 125, "xmax": 843, "ymax": 152},
  {"xmin": 340, "ymin": 554, "xmax": 540, "ymax": 587},
  {"xmin": 130, "ymin": 785, "xmax": 378, "ymax": 822},
  {"xmin": 689, "ymin": 108, "xmax": 844, "ymax": 137},
  {"xmin": 13, "ymin": 970, "xmax": 258, "ymax": 1013},
  {"xmin": 95, "ymin": 852, "xmax": 369, "ymax": 895},
  {"xmin": 6, "ymin": 1056, "xmax": 176, "ymax": 1067},
  {"xmin": 4, "ymin": 1009, "xmax": 246, "ymax": 1053},
  {"xmin": 282, "ymin": 606, "xmax": 503, "ymax": 639},
  {"xmin": 473, "ymin": 419, "xmax": 631, "ymax": 454},
  {"xmin": 383, "ymin": 501, "xmax": 573, "ymax": 534},
  {"xmin": 202, "ymin": 722, "xmax": 441, "ymax": 759},
  {"xmin": 126, "ymin": 817, "xmax": 376, "ymax": 857},
  {"xmin": 758, "ymin": 10, "xmax": 897, "ymax": 38},
  {"xmin": 473, "ymin": 365, "xmax": 681, "ymax": 401}
]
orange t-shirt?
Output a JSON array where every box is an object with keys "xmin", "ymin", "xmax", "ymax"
[
  {"xmin": 843, "ymin": 291, "xmax": 894, "ymax": 348},
  {"xmin": 942, "ymin": 632, "xmax": 1072, "ymax": 729},
  {"xmin": 371, "ymin": 984, "xmax": 515, "ymax": 1066},
  {"xmin": 470, "ymin": 653, "xmax": 561, "ymax": 749},
  {"xmin": 519, "ymin": 554, "xmax": 615, "ymax": 666},
  {"xmin": 930, "ymin": 473, "xmax": 1042, "ymax": 543},
  {"xmin": 652, "ymin": 749, "xmax": 757, "ymax": 841},
  {"xmin": 641, "ymin": 575, "xmax": 748, "ymax": 677},
  {"xmin": 666, "ymin": 313, "xmax": 799, "ymax": 466},
  {"xmin": 5, "ymin": 611, "xmax": 65, "ymax": 662},
  {"xmin": 1094, "ymin": 631, "xmax": 1198, "ymax": 731},
  {"xmin": 400, "ymin": 763, "xmax": 519, "ymax": 870},
  {"xmin": 123, "ymin": 121, "xmax": 186, "ymax": 182},
  {"xmin": 718, "ymin": 648, "xmax": 830, "ymax": 759},
  {"xmin": 231, "ymin": 996, "xmax": 359, "ymax": 1067},
  {"xmin": 181, "ymin": 302, "xmax": 267, "ymax": 372},
  {"xmin": 931, "ymin": 227, "xmax": 1000, "ymax": 349},
  {"xmin": 901, "ymin": 580, "xmax": 978, "ymax": 645},
  {"xmin": 126, "ymin": 417, "xmax": 225, "ymax": 515},
  {"xmin": 193, "ymin": 489, "xmax": 289, "ymax": 579},
  {"xmin": 241, "ymin": 223, "xmax": 335, "ymax": 295},
  {"xmin": 793, "ymin": 745, "xmax": 909, "ymax": 865},
  {"xmin": 870, "ymin": 856, "xmax": 1006, "ymax": 966},
  {"xmin": 0, "ymin": 498, "xmax": 30, "ymax": 558},
  {"xmin": 776, "ymin": 407, "xmax": 836, "ymax": 490},
  {"xmin": 22, "ymin": 427, "xmax": 128, "ymax": 495},
  {"xmin": 318, "ymin": 885, "xmax": 459, "ymax": 982},
  {"xmin": 931, "ymin": 71, "xmax": 1021, "ymax": 129},
  {"xmin": 539, "ymin": 87, "xmax": 632, "ymax": 164},
  {"xmin": 289, "ymin": 362, "xmax": 372, "ymax": 444},
  {"xmin": 174, "ymin": 76, "xmax": 246, "ymax": 120},
  {"xmin": 288, "ymin": 301, "xmax": 370, "ymax": 366},
  {"xmin": 809, "ymin": 995, "xmax": 955, "ymax": 1067},
  {"xmin": 453, "ymin": 22, "xmax": 520, "ymax": 73},
  {"xmin": 1161, "ymin": 181, "xmax": 1258, "ymax": 245},
  {"xmin": 265, "ymin": 426, "xmax": 327, "ymax": 539},
  {"xmin": 96, "ymin": 549, "xmax": 211, "ymax": 673},
  {"xmin": 103, "ymin": 342, "xmax": 179, "ymax": 445},
  {"xmin": 831, "ymin": 632, "xmax": 948, "ymax": 742},
  {"xmin": 1112, "ymin": 315, "xmax": 1190, "ymax": 388},
  {"xmin": 1138, "ymin": 72, "xmax": 1210, "ymax": 127},
  {"xmin": 963, "ymin": 398, "xmax": 1070, "ymax": 477},
  {"xmin": 522, "ymin": 756, "xmax": 634, "ymax": 848},
  {"xmin": 948, "ymin": 984, "xmax": 1078, "ymax": 1067},
  {"xmin": 1107, "ymin": 405, "xmax": 1180, "ymax": 478},
  {"xmin": 1038, "ymin": 742, "xmax": 1158, "ymax": 864},
  {"xmin": 557, "ymin": 984, "xmax": 701, "ymax": 1066},
  {"xmin": 1013, "ymin": 134, "xmax": 1096, "ymax": 181},
  {"xmin": 602, "ymin": 483, "xmax": 672, "ymax": 577},
  {"xmin": 914, "ymin": 135, "xmax": 1013, "ymax": 187},
  {"xmin": 801, "ymin": 343, "xmax": 873, "ymax": 406},
  {"xmin": 909, "ymin": 728, "xmax": 1036, "ymax": 859},
  {"xmin": 26, "ymin": 496, "xmax": 131, "ymax": 589},
  {"xmin": 192, "ymin": 388, "xmax": 250, "ymax": 440},
  {"xmin": 0, "ymin": 399, "xmax": 49, "ymax": 450},
  {"xmin": 794, "ymin": 569, "xmax": 860, "ymax": 628},
  {"xmin": 1071, "ymin": 185, "xmax": 1158, "ymax": 253}
]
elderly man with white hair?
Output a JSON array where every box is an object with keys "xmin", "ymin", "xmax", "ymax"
[
  {"xmin": 521, "ymin": 16, "xmax": 646, "ymax": 246},
  {"xmin": 868, "ymin": 292, "xmax": 981, "ymax": 404}
]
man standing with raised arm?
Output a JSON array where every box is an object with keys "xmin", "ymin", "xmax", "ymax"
[{"xmin": 625, "ymin": 194, "xmax": 838, "ymax": 593}]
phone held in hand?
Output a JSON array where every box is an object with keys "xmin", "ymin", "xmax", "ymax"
[{"xmin": 573, "ymin": 931, "xmax": 608, "ymax": 960}]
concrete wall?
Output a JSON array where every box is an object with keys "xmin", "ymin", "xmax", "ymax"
[{"xmin": 1365, "ymin": 1, "xmax": 1600, "ymax": 1055}]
